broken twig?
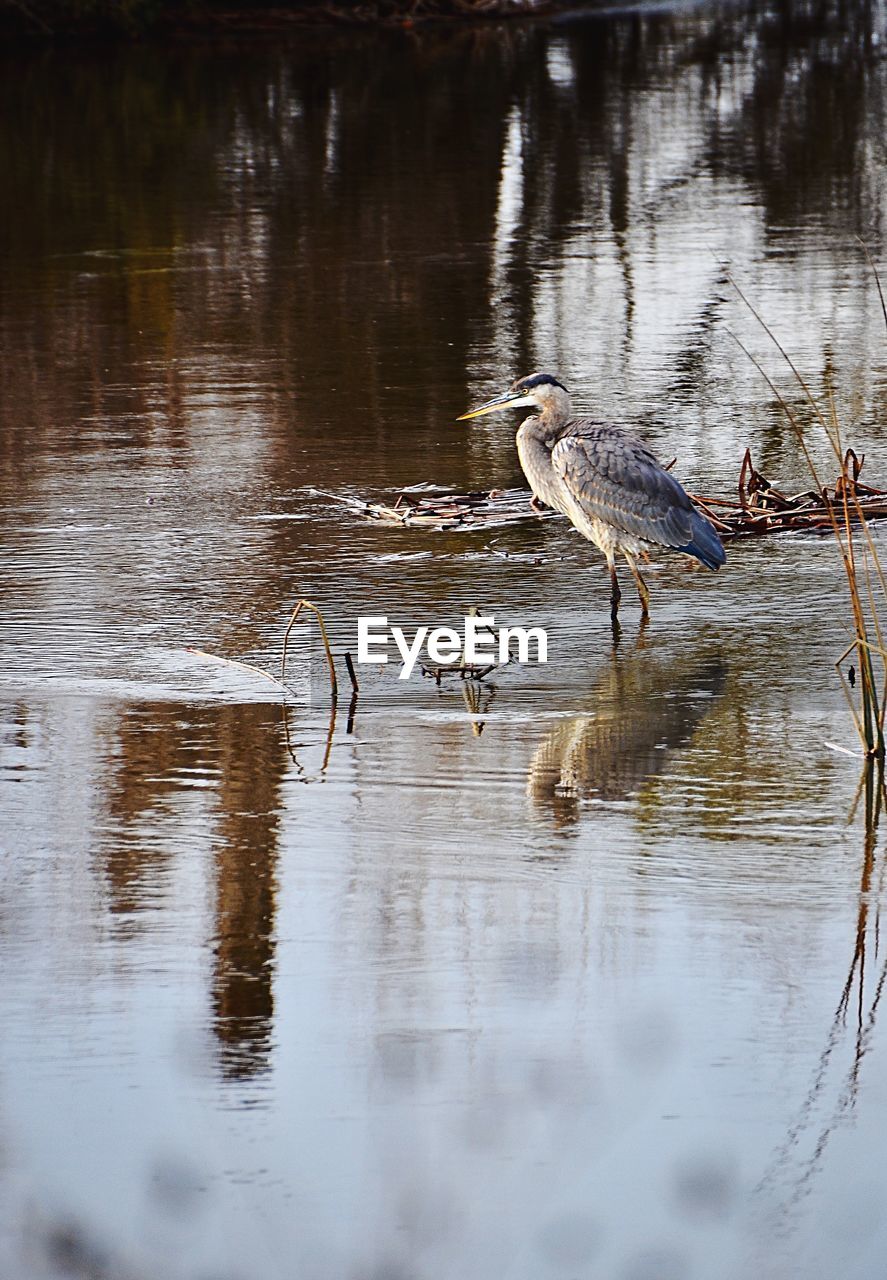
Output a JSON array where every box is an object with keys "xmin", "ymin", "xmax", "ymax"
[{"xmin": 281, "ymin": 599, "xmax": 338, "ymax": 700}]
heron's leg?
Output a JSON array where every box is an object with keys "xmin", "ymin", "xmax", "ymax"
[
  {"xmin": 608, "ymin": 557, "xmax": 622, "ymax": 621},
  {"xmin": 624, "ymin": 553, "xmax": 650, "ymax": 619}
]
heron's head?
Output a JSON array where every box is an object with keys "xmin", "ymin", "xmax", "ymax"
[{"xmin": 457, "ymin": 372, "xmax": 570, "ymax": 420}]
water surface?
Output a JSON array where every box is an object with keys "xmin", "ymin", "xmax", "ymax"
[{"xmin": 2, "ymin": 5, "xmax": 887, "ymax": 1277}]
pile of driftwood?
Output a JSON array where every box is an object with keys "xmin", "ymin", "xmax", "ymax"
[{"xmin": 330, "ymin": 449, "xmax": 887, "ymax": 542}]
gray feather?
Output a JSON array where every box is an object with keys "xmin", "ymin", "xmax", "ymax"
[{"xmin": 551, "ymin": 422, "xmax": 695, "ymax": 549}]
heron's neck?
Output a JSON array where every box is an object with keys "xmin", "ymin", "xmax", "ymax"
[
  {"xmin": 523, "ymin": 400, "xmax": 571, "ymax": 440},
  {"xmin": 539, "ymin": 388, "xmax": 572, "ymax": 431},
  {"xmin": 516, "ymin": 420, "xmax": 566, "ymax": 510}
]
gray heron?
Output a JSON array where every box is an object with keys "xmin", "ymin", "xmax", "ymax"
[{"xmin": 458, "ymin": 372, "xmax": 725, "ymax": 620}]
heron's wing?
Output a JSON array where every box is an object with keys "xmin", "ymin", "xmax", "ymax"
[{"xmin": 551, "ymin": 427, "xmax": 695, "ymax": 548}]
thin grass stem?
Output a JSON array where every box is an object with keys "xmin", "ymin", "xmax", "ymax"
[{"xmin": 281, "ymin": 599, "xmax": 338, "ymax": 700}]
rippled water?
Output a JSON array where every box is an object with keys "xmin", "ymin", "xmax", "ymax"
[{"xmin": 2, "ymin": 4, "xmax": 887, "ymax": 1278}]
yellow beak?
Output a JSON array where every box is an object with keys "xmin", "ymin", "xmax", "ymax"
[{"xmin": 457, "ymin": 390, "xmax": 535, "ymax": 421}]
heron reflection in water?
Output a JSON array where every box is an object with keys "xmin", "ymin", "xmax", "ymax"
[
  {"xmin": 458, "ymin": 373, "xmax": 725, "ymax": 620},
  {"xmin": 527, "ymin": 652, "xmax": 728, "ymax": 827}
]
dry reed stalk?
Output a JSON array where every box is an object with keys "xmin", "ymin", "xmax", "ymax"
[
  {"xmin": 186, "ymin": 646, "xmax": 288, "ymax": 689},
  {"xmin": 730, "ymin": 257, "xmax": 887, "ymax": 756},
  {"xmin": 281, "ymin": 598, "xmax": 338, "ymax": 700}
]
